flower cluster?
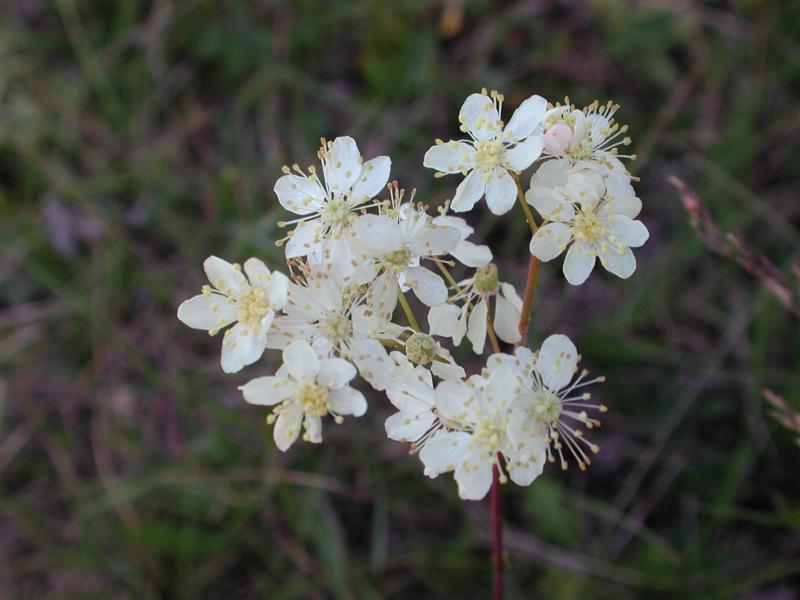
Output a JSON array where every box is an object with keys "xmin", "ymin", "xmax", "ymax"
[{"xmin": 178, "ymin": 89, "xmax": 647, "ymax": 500}]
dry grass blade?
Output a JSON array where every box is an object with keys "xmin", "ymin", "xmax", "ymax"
[
  {"xmin": 669, "ymin": 176, "xmax": 800, "ymax": 318},
  {"xmin": 763, "ymin": 388, "xmax": 800, "ymax": 447}
]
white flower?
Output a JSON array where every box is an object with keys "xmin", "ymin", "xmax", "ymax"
[
  {"xmin": 266, "ymin": 264, "xmax": 395, "ymax": 390},
  {"xmin": 540, "ymin": 100, "xmax": 634, "ymax": 172},
  {"xmin": 432, "ymin": 215, "xmax": 493, "ymax": 268},
  {"xmin": 427, "ymin": 263, "xmax": 522, "ymax": 354},
  {"xmin": 177, "ymin": 256, "xmax": 289, "ymax": 373},
  {"xmin": 274, "ymin": 136, "xmax": 390, "ymax": 259},
  {"xmin": 419, "ymin": 366, "xmax": 547, "ymax": 500},
  {"xmin": 351, "ymin": 189, "xmax": 461, "ymax": 307},
  {"xmin": 423, "ymin": 89, "xmax": 547, "ymax": 215},
  {"xmin": 240, "ymin": 340, "xmax": 366, "ymax": 451},
  {"xmin": 488, "ymin": 334, "xmax": 606, "ymax": 471},
  {"xmin": 526, "ymin": 160, "xmax": 649, "ymax": 286}
]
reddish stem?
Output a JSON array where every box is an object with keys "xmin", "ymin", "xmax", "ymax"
[{"xmin": 491, "ymin": 459, "xmax": 503, "ymax": 600}]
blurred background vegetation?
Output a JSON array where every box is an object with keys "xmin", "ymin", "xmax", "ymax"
[{"xmin": 2, "ymin": 0, "xmax": 799, "ymax": 598}]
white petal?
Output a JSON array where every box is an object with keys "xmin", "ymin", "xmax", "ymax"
[
  {"xmin": 607, "ymin": 215, "xmax": 649, "ymax": 248},
  {"xmin": 177, "ymin": 294, "xmax": 237, "ymax": 331},
  {"xmin": 451, "ymin": 241, "xmax": 493, "ymax": 267},
  {"xmin": 493, "ymin": 294, "xmax": 521, "ymax": 344},
  {"xmin": 350, "ymin": 338, "xmax": 392, "ymax": 391},
  {"xmin": 525, "ymin": 188, "xmax": 575, "ymax": 222},
  {"xmin": 504, "ymin": 94, "xmax": 547, "ymax": 141},
  {"xmin": 239, "ymin": 376, "xmax": 297, "ymax": 406},
  {"xmin": 431, "ymin": 358, "xmax": 466, "ymax": 381},
  {"xmin": 467, "ymin": 298, "xmax": 488, "ymax": 354},
  {"xmin": 432, "ymin": 215, "xmax": 473, "ymax": 239},
  {"xmin": 403, "ymin": 266, "xmax": 447, "ymax": 307},
  {"xmin": 274, "ymin": 402, "xmax": 302, "ymax": 451},
  {"xmin": 599, "ymin": 245, "xmax": 637, "ymax": 279},
  {"xmin": 285, "ymin": 221, "xmax": 323, "ymax": 259},
  {"xmin": 318, "ymin": 358, "xmax": 357, "ymax": 389},
  {"xmin": 434, "ymin": 379, "xmax": 474, "ymax": 423},
  {"xmin": 423, "ymin": 141, "xmax": 476, "ymax": 174},
  {"xmin": 322, "ymin": 136, "xmax": 361, "ymax": 195},
  {"xmin": 204, "ymin": 256, "xmax": 248, "ymax": 297},
  {"xmin": 420, "ymin": 431, "xmax": 471, "ymax": 477},
  {"xmin": 273, "ymin": 174, "xmax": 326, "ymax": 215},
  {"xmin": 506, "ymin": 435, "xmax": 547, "ymax": 487},
  {"xmin": 329, "ymin": 386, "xmax": 367, "ymax": 417},
  {"xmin": 499, "ymin": 282, "xmax": 523, "ymax": 312},
  {"xmin": 304, "ymin": 415, "xmax": 323, "ymax": 444},
  {"xmin": 459, "ymin": 93, "xmax": 501, "ymax": 141},
  {"xmin": 385, "ymin": 412, "xmax": 436, "ymax": 443},
  {"xmin": 535, "ymin": 334, "xmax": 578, "ymax": 391},
  {"xmin": 350, "ymin": 156, "xmax": 391, "ymax": 202},
  {"xmin": 221, "ymin": 320, "xmax": 270, "ymax": 373},
  {"xmin": 562, "ymin": 244, "xmax": 596, "ymax": 286},
  {"xmin": 484, "ymin": 168, "xmax": 517, "ymax": 215},
  {"xmin": 483, "ymin": 365, "xmax": 518, "ymax": 411},
  {"xmin": 505, "ymin": 135, "xmax": 544, "ymax": 172},
  {"xmin": 427, "ymin": 304, "xmax": 462, "ymax": 338},
  {"xmin": 283, "ymin": 340, "xmax": 320, "ymax": 380},
  {"xmin": 529, "ymin": 158, "xmax": 569, "ymax": 189},
  {"xmin": 266, "ymin": 271, "xmax": 290, "ymax": 308},
  {"xmin": 409, "ymin": 224, "xmax": 461, "ymax": 257},
  {"xmin": 351, "ymin": 214, "xmax": 403, "ymax": 255},
  {"xmin": 529, "ymin": 223, "xmax": 572, "ymax": 261},
  {"xmin": 603, "ymin": 173, "xmax": 640, "ymax": 217},
  {"xmin": 387, "ymin": 377, "xmax": 435, "ymax": 413},
  {"xmin": 450, "ymin": 168, "xmax": 486, "ymax": 213},
  {"xmin": 366, "ymin": 271, "xmax": 398, "ymax": 321},
  {"xmin": 454, "ymin": 452, "xmax": 493, "ymax": 500}
]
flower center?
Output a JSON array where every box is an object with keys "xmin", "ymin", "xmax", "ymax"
[
  {"xmin": 474, "ymin": 139, "xmax": 505, "ymax": 170},
  {"xmin": 237, "ymin": 287, "xmax": 269, "ymax": 330},
  {"xmin": 531, "ymin": 390, "xmax": 561, "ymax": 424},
  {"xmin": 319, "ymin": 198, "xmax": 352, "ymax": 231},
  {"xmin": 297, "ymin": 382, "xmax": 329, "ymax": 417},
  {"xmin": 572, "ymin": 208, "xmax": 608, "ymax": 244},
  {"xmin": 381, "ymin": 248, "xmax": 412, "ymax": 271},
  {"xmin": 472, "ymin": 414, "xmax": 505, "ymax": 451},
  {"xmin": 405, "ymin": 333, "xmax": 437, "ymax": 365},
  {"xmin": 318, "ymin": 311, "xmax": 352, "ymax": 343},
  {"xmin": 473, "ymin": 263, "xmax": 499, "ymax": 294}
]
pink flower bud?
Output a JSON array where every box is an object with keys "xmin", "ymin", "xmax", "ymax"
[{"xmin": 543, "ymin": 122, "xmax": 572, "ymax": 155}]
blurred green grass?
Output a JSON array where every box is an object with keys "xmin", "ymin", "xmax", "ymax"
[{"xmin": 1, "ymin": 0, "xmax": 799, "ymax": 598}]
